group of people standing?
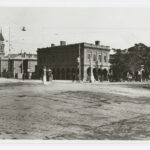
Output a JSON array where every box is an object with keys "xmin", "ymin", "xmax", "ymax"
[
  {"xmin": 123, "ymin": 69, "xmax": 149, "ymax": 82},
  {"xmin": 106, "ymin": 68, "xmax": 150, "ymax": 82},
  {"xmin": 89, "ymin": 67, "xmax": 150, "ymax": 82},
  {"xmin": 40, "ymin": 66, "xmax": 149, "ymax": 83}
]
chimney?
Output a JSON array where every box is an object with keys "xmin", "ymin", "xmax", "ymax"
[
  {"xmin": 95, "ymin": 41, "xmax": 100, "ymax": 46},
  {"xmin": 60, "ymin": 41, "xmax": 66, "ymax": 46},
  {"xmin": 51, "ymin": 44, "xmax": 55, "ymax": 47}
]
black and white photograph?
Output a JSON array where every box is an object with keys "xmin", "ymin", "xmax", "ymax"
[{"xmin": 1, "ymin": 0, "xmax": 150, "ymax": 143}]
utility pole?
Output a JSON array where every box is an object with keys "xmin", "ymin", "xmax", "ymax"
[
  {"xmin": 21, "ymin": 26, "xmax": 26, "ymax": 80},
  {"xmin": 8, "ymin": 25, "xmax": 11, "ymax": 78},
  {"xmin": 22, "ymin": 51, "xmax": 24, "ymax": 80},
  {"xmin": 8, "ymin": 26, "xmax": 10, "ymax": 54},
  {"xmin": 78, "ymin": 44, "xmax": 81, "ymax": 82},
  {"xmin": 96, "ymin": 51, "xmax": 98, "ymax": 81}
]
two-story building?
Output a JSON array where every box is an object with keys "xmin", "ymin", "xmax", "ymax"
[{"xmin": 37, "ymin": 41, "xmax": 110, "ymax": 81}]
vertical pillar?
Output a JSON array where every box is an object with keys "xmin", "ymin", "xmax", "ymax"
[
  {"xmin": 83, "ymin": 66, "xmax": 88, "ymax": 82},
  {"xmin": 43, "ymin": 67, "xmax": 47, "ymax": 84},
  {"xmin": 90, "ymin": 52, "xmax": 95, "ymax": 83}
]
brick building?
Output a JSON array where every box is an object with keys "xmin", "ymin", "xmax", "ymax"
[{"xmin": 37, "ymin": 41, "xmax": 110, "ymax": 81}]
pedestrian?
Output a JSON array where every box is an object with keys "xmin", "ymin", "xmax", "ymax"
[
  {"xmin": 138, "ymin": 70, "xmax": 142, "ymax": 82},
  {"xmin": 47, "ymin": 69, "xmax": 53, "ymax": 82},
  {"xmin": 46, "ymin": 69, "xmax": 50, "ymax": 82},
  {"xmin": 72, "ymin": 72, "xmax": 75, "ymax": 82},
  {"xmin": 22, "ymin": 73, "xmax": 25, "ymax": 80}
]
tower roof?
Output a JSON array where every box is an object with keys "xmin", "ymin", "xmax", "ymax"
[{"xmin": 0, "ymin": 32, "xmax": 4, "ymax": 41}]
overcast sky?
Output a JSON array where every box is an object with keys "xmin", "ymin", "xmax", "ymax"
[{"xmin": 1, "ymin": 6, "xmax": 150, "ymax": 54}]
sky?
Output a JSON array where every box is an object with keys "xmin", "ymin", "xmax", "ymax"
[{"xmin": 1, "ymin": 5, "xmax": 150, "ymax": 54}]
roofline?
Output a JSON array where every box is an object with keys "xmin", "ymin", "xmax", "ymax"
[{"xmin": 37, "ymin": 42, "xmax": 110, "ymax": 51}]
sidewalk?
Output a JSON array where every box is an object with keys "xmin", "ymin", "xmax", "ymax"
[
  {"xmin": 0, "ymin": 77, "xmax": 149, "ymax": 85},
  {"xmin": 0, "ymin": 78, "xmax": 41, "ymax": 84}
]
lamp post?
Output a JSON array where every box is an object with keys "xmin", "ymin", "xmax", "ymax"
[{"xmin": 21, "ymin": 26, "xmax": 26, "ymax": 80}]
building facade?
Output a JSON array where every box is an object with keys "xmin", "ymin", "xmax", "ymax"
[
  {"xmin": 0, "ymin": 30, "xmax": 37, "ymax": 79},
  {"xmin": 37, "ymin": 41, "xmax": 110, "ymax": 81},
  {"xmin": 0, "ymin": 53, "xmax": 37, "ymax": 79}
]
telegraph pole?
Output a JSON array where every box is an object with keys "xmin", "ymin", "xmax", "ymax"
[
  {"xmin": 8, "ymin": 25, "xmax": 11, "ymax": 78},
  {"xmin": 21, "ymin": 26, "xmax": 26, "ymax": 80},
  {"xmin": 22, "ymin": 51, "xmax": 24, "ymax": 80},
  {"xmin": 96, "ymin": 51, "xmax": 98, "ymax": 81},
  {"xmin": 78, "ymin": 44, "xmax": 81, "ymax": 82}
]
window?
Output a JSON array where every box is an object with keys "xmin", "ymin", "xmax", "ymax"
[
  {"xmin": 87, "ymin": 54, "xmax": 91, "ymax": 61},
  {"xmin": 98, "ymin": 55, "xmax": 102, "ymax": 62},
  {"xmin": 93, "ymin": 54, "xmax": 96, "ymax": 61},
  {"xmin": 104, "ymin": 55, "xmax": 107, "ymax": 63}
]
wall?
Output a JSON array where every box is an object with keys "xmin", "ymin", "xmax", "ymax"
[
  {"xmin": 0, "ymin": 59, "xmax": 8, "ymax": 77},
  {"xmin": 37, "ymin": 43, "xmax": 110, "ymax": 80},
  {"xmin": 83, "ymin": 47, "xmax": 110, "ymax": 81},
  {"xmin": 37, "ymin": 44, "xmax": 81, "ymax": 80}
]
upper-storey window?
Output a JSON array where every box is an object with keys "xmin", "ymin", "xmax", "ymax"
[
  {"xmin": 104, "ymin": 55, "xmax": 107, "ymax": 63},
  {"xmin": 93, "ymin": 54, "xmax": 96, "ymax": 61},
  {"xmin": 98, "ymin": 54, "xmax": 102, "ymax": 62},
  {"xmin": 87, "ymin": 53, "xmax": 91, "ymax": 61}
]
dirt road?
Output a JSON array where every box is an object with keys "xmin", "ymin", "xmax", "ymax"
[{"xmin": 0, "ymin": 79, "xmax": 150, "ymax": 140}]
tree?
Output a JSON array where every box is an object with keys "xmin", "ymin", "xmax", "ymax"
[
  {"xmin": 110, "ymin": 49, "xmax": 128, "ymax": 81},
  {"xmin": 110, "ymin": 43, "xmax": 150, "ymax": 81}
]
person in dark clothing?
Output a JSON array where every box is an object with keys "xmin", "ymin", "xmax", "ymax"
[
  {"xmin": 46, "ymin": 69, "xmax": 53, "ymax": 82},
  {"xmin": 103, "ymin": 69, "xmax": 108, "ymax": 81},
  {"xmin": 72, "ymin": 72, "xmax": 76, "ymax": 82}
]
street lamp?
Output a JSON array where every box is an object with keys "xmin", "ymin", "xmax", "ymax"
[{"xmin": 21, "ymin": 26, "xmax": 26, "ymax": 80}]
